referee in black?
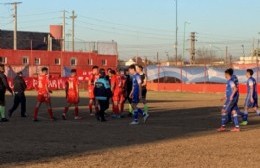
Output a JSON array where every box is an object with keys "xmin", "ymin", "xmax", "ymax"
[{"xmin": 8, "ymin": 71, "xmax": 27, "ymax": 118}]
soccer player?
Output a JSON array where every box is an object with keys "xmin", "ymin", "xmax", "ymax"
[
  {"xmin": 136, "ymin": 65, "xmax": 149, "ymax": 115},
  {"xmin": 94, "ymin": 68, "xmax": 111, "ymax": 122},
  {"xmin": 110, "ymin": 70, "xmax": 120, "ymax": 118},
  {"xmin": 240, "ymin": 69, "xmax": 260, "ymax": 126},
  {"xmin": 87, "ymin": 66, "xmax": 99, "ymax": 116},
  {"xmin": 111, "ymin": 69, "xmax": 126, "ymax": 118},
  {"xmin": 125, "ymin": 69, "xmax": 133, "ymax": 116},
  {"xmin": 0, "ymin": 64, "xmax": 13, "ymax": 122},
  {"xmin": 33, "ymin": 67, "xmax": 55, "ymax": 121},
  {"xmin": 8, "ymin": 72, "xmax": 27, "ymax": 118},
  {"xmin": 128, "ymin": 64, "xmax": 149, "ymax": 125},
  {"xmin": 227, "ymin": 68, "xmax": 239, "ymax": 123},
  {"xmin": 62, "ymin": 69, "xmax": 82, "ymax": 120},
  {"xmin": 118, "ymin": 69, "xmax": 127, "ymax": 114},
  {"xmin": 218, "ymin": 69, "xmax": 240, "ymax": 132}
]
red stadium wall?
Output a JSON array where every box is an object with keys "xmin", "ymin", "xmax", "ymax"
[
  {"xmin": 147, "ymin": 83, "xmax": 251, "ymax": 94},
  {"xmin": 0, "ymin": 49, "xmax": 117, "ymax": 77}
]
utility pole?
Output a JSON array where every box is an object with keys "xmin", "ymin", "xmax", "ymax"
[
  {"xmin": 62, "ymin": 10, "xmax": 68, "ymax": 52},
  {"xmin": 175, "ymin": 0, "xmax": 178, "ymax": 66},
  {"xmin": 225, "ymin": 46, "xmax": 228, "ymax": 66},
  {"xmin": 70, "ymin": 10, "xmax": 77, "ymax": 52},
  {"xmin": 6, "ymin": 2, "xmax": 22, "ymax": 50},
  {"xmin": 190, "ymin": 32, "xmax": 196, "ymax": 64}
]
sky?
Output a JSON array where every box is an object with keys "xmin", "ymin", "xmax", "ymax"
[{"xmin": 0, "ymin": 0, "xmax": 260, "ymax": 61}]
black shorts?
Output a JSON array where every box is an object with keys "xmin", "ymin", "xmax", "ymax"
[
  {"xmin": 142, "ymin": 88, "xmax": 147, "ymax": 99},
  {"xmin": 0, "ymin": 91, "xmax": 5, "ymax": 106}
]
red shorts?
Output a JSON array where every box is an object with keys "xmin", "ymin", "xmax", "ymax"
[
  {"xmin": 37, "ymin": 94, "xmax": 51, "ymax": 103},
  {"xmin": 67, "ymin": 92, "xmax": 79, "ymax": 104},
  {"xmin": 88, "ymin": 86, "xmax": 95, "ymax": 99},
  {"xmin": 113, "ymin": 91, "xmax": 125, "ymax": 102}
]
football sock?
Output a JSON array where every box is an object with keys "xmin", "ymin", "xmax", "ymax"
[
  {"xmin": 34, "ymin": 107, "xmax": 39, "ymax": 120},
  {"xmin": 233, "ymin": 114, "xmax": 239, "ymax": 128},
  {"xmin": 144, "ymin": 104, "xmax": 148, "ymax": 114},
  {"xmin": 74, "ymin": 107, "xmax": 79, "ymax": 117},
  {"xmin": 129, "ymin": 104, "xmax": 133, "ymax": 114},
  {"xmin": 237, "ymin": 109, "xmax": 244, "ymax": 116},
  {"xmin": 133, "ymin": 109, "xmax": 139, "ymax": 122},
  {"xmin": 227, "ymin": 113, "xmax": 232, "ymax": 122},
  {"xmin": 89, "ymin": 103, "xmax": 93, "ymax": 113},
  {"xmin": 137, "ymin": 108, "xmax": 144, "ymax": 116},
  {"xmin": 63, "ymin": 107, "xmax": 69, "ymax": 115},
  {"xmin": 221, "ymin": 114, "xmax": 227, "ymax": 127},
  {"xmin": 48, "ymin": 109, "xmax": 54, "ymax": 119},
  {"xmin": 243, "ymin": 111, "xmax": 248, "ymax": 121},
  {"xmin": 0, "ymin": 106, "xmax": 5, "ymax": 118}
]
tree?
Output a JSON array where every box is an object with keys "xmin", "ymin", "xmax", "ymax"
[{"xmin": 196, "ymin": 47, "xmax": 220, "ymax": 64}]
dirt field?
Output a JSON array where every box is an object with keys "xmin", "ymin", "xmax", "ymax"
[{"xmin": 0, "ymin": 91, "xmax": 260, "ymax": 168}]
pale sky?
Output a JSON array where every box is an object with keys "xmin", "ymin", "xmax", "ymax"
[{"xmin": 0, "ymin": 0, "xmax": 259, "ymax": 61}]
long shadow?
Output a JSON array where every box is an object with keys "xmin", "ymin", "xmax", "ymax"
[{"xmin": 1, "ymin": 95, "xmax": 260, "ymax": 166}]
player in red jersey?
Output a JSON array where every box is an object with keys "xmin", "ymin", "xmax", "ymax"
[
  {"xmin": 33, "ymin": 67, "xmax": 55, "ymax": 121},
  {"xmin": 87, "ymin": 66, "xmax": 99, "ymax": 115},
  {"xmin": 62, "ymin": 69, "xmax": 82, "ymax": 120},
  {"xmin": 118, "ymin": 69, "xmax": 127, "ymax": 114},
  {"xmin": 111, "ymin": 69, "xmax": 126, "ymax": 118}
]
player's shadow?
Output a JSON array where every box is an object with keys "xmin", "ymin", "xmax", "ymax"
[{"xmin": 1, "ymin": 95, "xmax": 260, "ymax": 166}]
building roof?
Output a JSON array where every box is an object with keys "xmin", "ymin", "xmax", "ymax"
[{"xmin": 0, "ymin": 30, "xmax": 61, "ymax": 50}]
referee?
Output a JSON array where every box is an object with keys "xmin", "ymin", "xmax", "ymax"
[{"xmin": 8, "ymin": 71, "xmax": 27, "ymax": 118}]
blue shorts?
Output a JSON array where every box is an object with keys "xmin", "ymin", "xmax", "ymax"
[
  {"xmin": 223, "ymin": 97, "xmax": 239, "ymax": 113},
  {"xmin": 245, "ymin": 96, "xmax": 258, "ymax": 108},
  {"xmin": 132, "ymin": 92, "xmax": 139, "ymax": 104}
]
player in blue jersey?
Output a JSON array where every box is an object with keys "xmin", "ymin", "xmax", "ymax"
[
  {"xmin": 240, "ymin": 69, "xmax": 260, "ymax": 126},
  {"xmin": 218, "ymin": 69, "xmax": 240, "ymax": 132},
  {"xmin": 227, "ymin": 68, "xmax": 239, "ymax": 123},
  {"xmin": 128, "ymin": 64, "xmax": 149, "ymax": 125}
]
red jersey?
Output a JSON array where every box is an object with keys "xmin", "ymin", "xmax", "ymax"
[
  {"xmin": 37, "ymin": 74, "xmax": 49, "ymax": 95},
  {"xmin": 66, "ymin": 76, "xmax": 79, "ymax": 103},
  {"xmin": 86, "ymin": 71, "xmax": 99, "ymax": 99},
  {"xmin": 67, "ymin": 76, "xmax": 79, "ymax": 94},
  {"xmin": 110, "ymin": 75, "xmax": 118, "ymax": 92},
  {"xmin": 86, "ymin": 72, "xmax": 99, "ymax": 88}
]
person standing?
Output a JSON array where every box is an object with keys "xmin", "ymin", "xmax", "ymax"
[
  {"xmin": 0, "ymin": 64, "xmax": 13, "ymax": 122},
  {"xmin": 33, "ymin": 67, "xmax": 55, "ymax": 122},
  {"xmin": 8, "ymin": 72, "xmax": 27, "ymax": 118},
  {"xmin": 94, "ymin": 69, "xmax": 111, "ymax": 122},
  {"xmin": 62, "ymin": 69, "xmax": 82, "ymax": 120},
  {"xmin": 86, "ymin": 66, "xmax": 99, "ymax": 116},
  {"xmin": 128, "ymin": 64, "xmax": 149, "ymax": 125},
  {"xmin": 136, "ymin": 65, "xmax": 149, "ymax": 115}
]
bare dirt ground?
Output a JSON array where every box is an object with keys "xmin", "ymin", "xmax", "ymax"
[{"xmin": 0, "ymin": 91, "xmax": 260, "ymax": 168}]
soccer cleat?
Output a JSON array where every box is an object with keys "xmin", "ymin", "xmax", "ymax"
[
  {"xmin": 230, "ymin": 127, "xmax": 240, "ymax": 132},
  {"xmin": 74, "ymin": 116, "xmax": 82, "ymax": 120},
  {"xmin": 217, "ymin": 126, "xmax": 226, "ymax": 132},
  {"xmin": 143, "ymin": 114, "xmax": 150, "ymax": 123},
  {"xmin": 240, "ymin": 121, "xmax": 248, "ymax": 126},
  {"xmin": 130, "ymin": 121, "xmax": 139, "ymax": 125}
]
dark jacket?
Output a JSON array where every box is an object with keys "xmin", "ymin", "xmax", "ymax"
[
  {"xmin": 0, "ymin": 72, "xmax": 12, "ymax": 93},
  {"xmin": 13, "ymin": 75, "xmax": 27, "ymax": 93}
]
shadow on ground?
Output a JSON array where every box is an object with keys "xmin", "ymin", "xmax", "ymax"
[{"xmin": 1, "ymin": 94, "xmax": 260, "ymax": 166}]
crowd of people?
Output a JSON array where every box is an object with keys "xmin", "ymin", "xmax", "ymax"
[
  {"xmin": 0, "ymin": 63, "xmax": 150, "ymax": 125},
  {"xmin": 218, "ymin": 68, "xmax": 260, "ymax": 132}
]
